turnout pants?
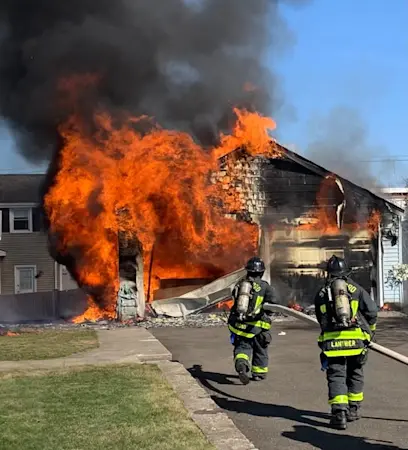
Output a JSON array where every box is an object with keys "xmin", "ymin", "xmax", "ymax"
[
  {"xmin": 233, "ymin": 329, "xmax": 272, "ymax": 377},
  {"xmin": 326, "ymin": 352, "xmax": 367, "ymax": 410}
]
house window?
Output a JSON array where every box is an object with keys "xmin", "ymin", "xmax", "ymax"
[
  {"xmin": 10, "ymin": 208, "xmax": 33, "ymax": 233},
  {"xmin": 14, "ymin": 265, "xmax": 37, "ymax": 294}
]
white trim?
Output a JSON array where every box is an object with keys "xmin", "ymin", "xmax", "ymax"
[
  {"xmin": 54, "ymin": 261, "xmax": 58, "ymax": 290},
  {"xmin": 379, "ymin": 188, "xmax": 408, "ymax": 194},
  {"xmin": 0, "ymin": 250, "xmax": 6, "ymax": 257},
  {"xmin": 59, "ymin": 264, "xmax": 63, "ymax": 291},
  {"xmin": 378, "ymin": 224, "xmax": 384, "ymax": 308},
  {"xmin": 9, "ymin": 207, "xmax": 33, "ymax": 233},
  {"xmin": 398, "ymin": 217, "xmax": 404, "ymax": 303},
  {"xmin": 14, "ymin": 264, "xmax": 37, "ymax": 294},
  {"xmin": 0, "ymin": 202, "xmax": 38, "ymax": 208}
]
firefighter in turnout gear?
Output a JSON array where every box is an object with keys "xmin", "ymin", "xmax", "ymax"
[
  {"xmin": 314, "ymin": 255, "xmax": 378, "ymax": 430},
  {"xmin": 228, "ymin": 257, "xmax": 277, "ymax": 385}
]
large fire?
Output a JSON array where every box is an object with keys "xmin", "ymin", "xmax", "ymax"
[{"xmin": 44, "ymin": 91, "xmax": 279, "ymax": 322}]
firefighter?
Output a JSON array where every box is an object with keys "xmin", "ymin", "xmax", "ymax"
[
  {"xmin": 315, "ymin": 255, "xmax": 378, "ymax": 430},
  {"xmin": 228, "ymin": 257, "xmax": 277, "ymax": 385}
]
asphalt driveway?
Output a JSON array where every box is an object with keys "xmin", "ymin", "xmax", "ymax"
[{"xmin": 153, "ymin": 317, "xmax": 408, "ymax": 450}]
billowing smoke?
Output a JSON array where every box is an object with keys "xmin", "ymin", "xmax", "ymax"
[
  {"xmin": 0, "ymin": 0, "xmax": 307, "ymax": 162},
  {"xmin": 305, "ymin": 106, "xmax": 391, "ymax": 189}
]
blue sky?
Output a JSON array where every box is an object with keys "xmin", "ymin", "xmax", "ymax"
[
  {"xmin": 274, "ymin": 0, "xmax": 408, "ymax": 186},
  {"xmin": 1, "ymin": 0, "xmax": 407, "ymax": 186}
]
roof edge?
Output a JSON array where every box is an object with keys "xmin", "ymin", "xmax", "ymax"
[{"xmin": 274, "ymin": 141, "xmax": 404, "ymax": 215}]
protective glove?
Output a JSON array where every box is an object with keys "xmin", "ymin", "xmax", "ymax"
[
  {"xmin": 258, "ymin": 330, "xmax": 272, "ymax": 348},
  {"xmin": 320, "ymin": 352, "xmax": 328, "ymax": 371}
]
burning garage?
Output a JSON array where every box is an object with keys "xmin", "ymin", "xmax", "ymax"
[{"xmin": 151, "ymin": 142, "xmax": 404, "ymax": 318}]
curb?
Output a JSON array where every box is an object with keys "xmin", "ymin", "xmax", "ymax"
[
  {"xmin": 157, "ymin": 360, "xmax": 258, "ymax": 450},
  {"xmin": 131, "ymin": 328, "xmax": 172, "ymax": 362}
]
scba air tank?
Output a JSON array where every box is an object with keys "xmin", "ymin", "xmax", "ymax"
[
  {"xmin": 236, "ymin": 280, "xmax": 252, "ymax": 319},
  {"xmin": 331, "ymin": 278, "xmax": 352, "ymax": 327}
]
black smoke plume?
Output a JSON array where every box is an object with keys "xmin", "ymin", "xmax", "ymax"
[{"xmin": 0, "ymin": 0, "xmax": 307, "ymax": 162}]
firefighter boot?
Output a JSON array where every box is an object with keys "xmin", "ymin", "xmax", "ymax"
[
  {"xmin": 235, "ymin": 360, "xmax": 250, "ymax": 385},
  {"xmin": 347, "ymin": 402, "xmax": 362, "ymax": 422},
  {"xmin": 252, "ymin": 374, "xmax": 266, "ymax": 381},
  {"xmin": 330, "ymin": 408, "xmax": 347, "ymax": 430}
]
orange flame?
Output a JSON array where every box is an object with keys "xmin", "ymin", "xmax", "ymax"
[
  {"xmin": 366, "ymin": 209, "xmax": 381, "ymax": 237},
  {"xmin": 2, "ymin": 331, "xmax": 20, "ymax": 337},
  {"xmin": 71, "ymin": 297, "xmax": 114, "ymax": 323},
  {"xmin": 298, "ymin": 175, "xmax": 382, "ymax": 237},
  {"xmin": 44, "ymin": 84, "xmax": 277, "ymax": 322},
  {"xmin": 216, "ymin": 298, "xmax": 234, "ymax": 310}
]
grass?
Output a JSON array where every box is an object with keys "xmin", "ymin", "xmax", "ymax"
[
  {"xmin": 0, "ymin": 329, "xmax": 99, "ymax": 361},
  {"xmin": 0, "ymin": 364, "xmax": 215, "ymax": 450}
]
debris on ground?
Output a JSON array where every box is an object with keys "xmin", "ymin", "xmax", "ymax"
[{"xmin": 0, "ymin": 311, "xmax": 301, "ymax": 332}]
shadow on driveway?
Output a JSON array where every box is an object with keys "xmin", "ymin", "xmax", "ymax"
[
  {"xmin": 188, "ymin": 364, "xmax": 329, "ymax": 428},
  {"xmin": 188, "ymin": 364, "xmax": 407, "ymax": 449},
  {"xmin": 282, "ymin": 425, "xmax": 403, "ymax": 449}
]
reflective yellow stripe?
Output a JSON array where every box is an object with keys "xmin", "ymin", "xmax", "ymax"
[
  {"xmin": 351, "ymin": 300, "xmax": 359, "ymax": 318},
  {"xmin": 254, "ymin": 295, "xmax": 264, "ymax": 314},
  {"xmin": 252, "ymin": 366, "xmax": 268, "ymax": 374},
  {"xmin": 324, "ymin": 349, "xmax": 364, "ymax": 357},
  {"xmin": 321, "ymin": 329, "xmax": 370, "ymax": 341},
  {"xmin": 320, "ymin": 304, "xmax": 327, "ymax": 314},
  {"xmin": 348, "ymin": 392, "xmax": 364, "ymax": 402},
  {"xmin": 228, "ymin": 325, "xmax": 255, "ymax": 339},
  {"xmin": 246, "ymin": 320, "xmax": 271, "ymax": 330},
  {"xmin": 329, "ymin": 395, "xmax": 348, "ymax": 405},
  {"xmin": 370, "ymin": 323, "xmax": 377, "ymax": 331},
  {"xmin": 234, "ymin": 353, "xmax": 250, "ymax": 362}
]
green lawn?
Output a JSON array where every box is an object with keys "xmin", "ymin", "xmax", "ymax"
[
  {"xmin": 0, "ymin": 329, "xmax": 99, "ymax": 360},
  {"xmin": 0, "ymin": 364, "xmax": 214, "ymax": 450}
]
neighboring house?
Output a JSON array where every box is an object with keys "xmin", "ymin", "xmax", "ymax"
[
  {"xmin": 377, "ymin": 187, "xmax": 408, "ymax": 305},
  {"xmin": 0, "ymin": 174, "xmax": 78, "ymax": 295}
]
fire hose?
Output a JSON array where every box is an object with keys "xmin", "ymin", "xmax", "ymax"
[{"xmin": 262, "ymin": 303, "xmax": 408, "ymax": 367}]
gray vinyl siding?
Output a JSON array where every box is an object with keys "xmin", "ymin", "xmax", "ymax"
[
  {"xmin": 383, "ymin": 221, "xmax": 403, "ymax": 304},
  {"xmin": 0, "ymin": 232, "xmax": 55, "ymax": 294}
]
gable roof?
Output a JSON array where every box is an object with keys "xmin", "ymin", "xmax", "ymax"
[
  {"xmin": 275, "ymin": 142, "xmax": 404, "ymax": 216},
  {"xmin": 0, "ymin": 174, "xmax": 46, "ymax": 204}
]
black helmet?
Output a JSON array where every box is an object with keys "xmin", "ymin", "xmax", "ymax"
[
  {"xmin": 245, "ymin": 257, "xmax": 265, "ymax": 274},
  {"xmin": 326, "ymin": 255, "xmax": 349, "ymax": 276}
]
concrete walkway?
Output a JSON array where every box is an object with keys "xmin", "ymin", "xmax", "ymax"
[{"xmin": 0, "ymin": 328, "xmax": 172, "ymax": 372}]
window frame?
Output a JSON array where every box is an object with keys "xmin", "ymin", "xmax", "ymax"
[
  {"xmin": 9, "ymin": 207, "xmax": 33, "ymax": 234},
  {"xmin": 14, "ymin": 265, "xmax": 37, "ymax": 294}
]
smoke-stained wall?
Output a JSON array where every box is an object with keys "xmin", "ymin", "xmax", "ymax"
[{"xmin": 213, "ymin": 148, "xmax": 397, "ymax": 305}]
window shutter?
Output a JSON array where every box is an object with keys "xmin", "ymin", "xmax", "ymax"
[
  {"xmin": 1, "ymin": 209, "xmax": 10, "ymax": 233},
  {"xmin": 32, "ymin": 207, "xmax": 44, "ymax": 232}
]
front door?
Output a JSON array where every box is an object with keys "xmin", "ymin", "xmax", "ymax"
[{"xmin": 15, "ymin": 266, "xmax": 36, "ymax": 294}]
